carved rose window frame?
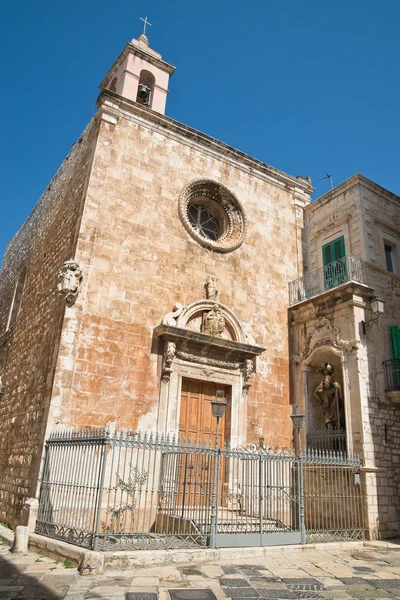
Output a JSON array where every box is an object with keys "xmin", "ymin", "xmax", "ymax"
[{"xmin": 178, "ymin": 179, "xmax": 247, "ymax": 253}]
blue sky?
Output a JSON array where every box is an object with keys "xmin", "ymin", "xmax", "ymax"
[{"xmin": 1, "ymin": 0, "xmax": 399, "ymax": 261}]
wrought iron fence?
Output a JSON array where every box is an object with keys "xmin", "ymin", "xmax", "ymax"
[
  {"xmin": 383, "ymin": 359, "xmax": 400, "ymax": 392},
  {"xmin": 307, "ymin": 429, "xmax": 347, "ymax": 452},
  {"xmin": 35, "ymin": 429, "xmax": 364, "ymax": 551},
  {"xmin": 288, "ymin": 256, "xmax": 368, "ymax": 306}
]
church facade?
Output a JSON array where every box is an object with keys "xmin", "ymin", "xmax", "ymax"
[{"xmin": 0, "ymin": 34, "xmax": 312, "ymax": 528}]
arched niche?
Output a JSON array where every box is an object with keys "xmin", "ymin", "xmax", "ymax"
[
  {"xmin": 304, "ymin": 345, "xmax": 346, "ymax": 449},
  {"xmin": 136, "ymin": 69, "xmax": 156, "ymax": 107}
]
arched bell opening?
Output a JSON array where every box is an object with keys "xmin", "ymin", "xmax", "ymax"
[
  {"xmin": 136, "ymin": 69, "xmax": 155, "ymax": 107},
  {"xmin": 304, "ymin": 347, "xmax": 347, "ymax": 453}
]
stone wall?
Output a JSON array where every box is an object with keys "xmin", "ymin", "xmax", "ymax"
[
  {"xmin": 0, "ymin": 118, "xmax": 99, "ymax": 527},
  {"xmin": 48, "ymin": 97, "xmax": 312, "ymax": 450}
]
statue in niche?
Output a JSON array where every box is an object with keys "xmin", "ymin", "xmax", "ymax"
[
  {"xmin": 202, "ymin": 304, "xmax": 225, "ymax": 337},
  {"xmin": 58, "ymin": 259, "xmax": 83, "ymax": 307},
  {"xmin": 205, "ymin": 275, "xmax": 219, "ymax": 301},
  {"xmin": 314, "ymin": 363, "xmax": 344, "ymax": 430}
]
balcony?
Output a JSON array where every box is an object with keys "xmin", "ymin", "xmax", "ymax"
[
  {"xmin": 289, "ymin": 256, "xmax": 369, "ymax": 306},
  {"xmin": 383, "ymin": 359, "xmax": 400, "ymax": 393}
]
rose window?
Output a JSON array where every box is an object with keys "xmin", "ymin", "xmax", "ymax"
[{"xmin": 178, "ymin": 180, "xmax": 247, "ymax": 253}]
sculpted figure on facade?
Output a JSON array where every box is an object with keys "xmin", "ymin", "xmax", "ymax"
[
  {"xmin": 314, "ymin": 362, "xmax": 343, "ymax": 430},
  {"xmin": 58, "ymin": 259, "xmax": 83, "ymax": 307},
  {"xmin": 202, "ymin": 304, "xmax": 225, "ymax": 337},
  {"xmin": 205, "ymin": 275, "xmax": 219, "ymax": 301}
]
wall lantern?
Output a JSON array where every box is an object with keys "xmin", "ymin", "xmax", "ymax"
[{"xmin": 362, "ymin": 296, "xmax": 385, "ymax": 334}]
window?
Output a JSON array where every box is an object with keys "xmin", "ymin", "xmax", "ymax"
[
  {"xmin": 7, "ymin": 268, "xmax": 26, "ymax": 330},
  {"xmin": 188, "ymin": 205, "xmax": 219, "ymax": 241},
  {"xmin": 384, "ymin": 243, "xmax": 396, "ymax": 273},
  {"xmin": 322, "ymin": 236, "xmax": 346, "ymax": 289}
]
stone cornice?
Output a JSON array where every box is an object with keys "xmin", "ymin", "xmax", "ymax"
[
  {"xmin": 154, "ymin": 324, "xmax": 265, "ymax": 360},
  {"xmin": 96, "ymin": 91, "xmax": 314, "ymax": 196}
]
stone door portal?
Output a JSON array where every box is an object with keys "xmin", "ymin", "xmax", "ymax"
[{"xmin": 179, "ymin": 379, "xmax": 230, "ymax": 447}]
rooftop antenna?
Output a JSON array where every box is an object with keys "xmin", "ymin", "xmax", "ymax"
[{"xmin": 318, "ymin": 172, "xmax": 333, "ymax": 190}]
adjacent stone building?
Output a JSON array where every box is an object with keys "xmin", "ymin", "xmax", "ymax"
[
  {"xmin": 0, "ymin": 34, "xmax": 312, "ymax": 527},
  {"xmin": 289, "ymin": 174, "xmax": 400, "ymax": 539}
]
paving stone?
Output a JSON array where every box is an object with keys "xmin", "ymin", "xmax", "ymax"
[
  {"xmin": 256, "ymin": 591, "xmax": 296, "ymax": 599},
  {"xmin": 182, "ymin": 569, "xmax": 203, "ymax": 576},
  {"xmin": 168, "ymin": 591, "xmax": 218, "ymax": 600},
  {"xmin": 372, "ymin": 579, "xmax": 400, "ymax": 589},
  {"xmin": 249, "ymin": 578, "xmax": 283, "ymax": 584},
  {"xmin": 13, "ymin": 585, "xmax": 64, "ymax": 599},
  {"xmin": 242, "ymin": 570, "xmax": 262, "ymax": 577},
  {"xmin": 125, "ymin": 594, "xmax": 158, "ymax": 600},
  {"xmin": 286, "ymin": 584, "xmax": 325, "ymax": 592},
  {"xmin": 352, "ymin": 567, "xmax": 376, "ymax": 573},
  {"xmin": 222, "ymin": 588, "xmax": 260, "ymax": 598},
  {"xmin": 338, "ymin": 578, "xmax": 370, "ymax": 586},
  {"xmin": 222, "ymin": 568, "xmax": 240, "ymax": 575},
  {"xmin": 292, "ymin": 594, "xmax": 323, "ymax": 600},
  {"xmin": 220, "ymin": 579, "xmax": 251, "ymax": 588},
  {"xmin": 318, "ymin": 592, "xmax": 352, "ymax": 599},
  {"xmin": 282, "ymin": 580, "xmax": 322, "ymax": 587}
]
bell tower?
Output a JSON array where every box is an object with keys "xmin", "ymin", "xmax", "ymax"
[{"xmin": 100, "ymin": 33, "xmax": 175, "ymax": 115}]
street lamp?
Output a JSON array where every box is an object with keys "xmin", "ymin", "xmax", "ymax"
[
  {"xmin": 362, "ymin": 296, "xmax": 385, "ymax": 334},
  {"xmin": 211, "ymin": 390, "xmax": 228, "ymax": 447},
  {"xmin": 290, "ymin": 403, "xmax": 305, "ymax": 453},
  {"xmin": 209, "ymin": 389, "xmax": 227, "ymax": 549},
  {"xmin": 290, "ymin": 403, "xmax": 306, "ymax": 545}
]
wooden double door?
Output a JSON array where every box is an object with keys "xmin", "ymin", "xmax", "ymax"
[{"xmin": 179, "ymin": 379, "xmax": 231, "ymax": 447}]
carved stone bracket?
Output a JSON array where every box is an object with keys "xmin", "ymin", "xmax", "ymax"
[
  {"xmin": 58, "ymin": 259, "xmax": 83, "ymax": 307},
  {"xmin": 161, "ymin": 341, "xmax": 176, "ymax": 383},
  {"xmin": 242, "ymin": 359, "xmax": 254, "ymax": 396}
]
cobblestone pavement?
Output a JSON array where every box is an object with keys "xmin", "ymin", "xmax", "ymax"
[{"xmin": 1, "ymin": 538, "xmax": 400, "ymax": 600}]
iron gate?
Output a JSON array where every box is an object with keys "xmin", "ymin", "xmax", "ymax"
[{"xmin": 35, "ymin": 428, "xmax": 364, "ymax": 550}]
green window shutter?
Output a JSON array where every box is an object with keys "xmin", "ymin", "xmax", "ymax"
[
  {"xmin": 391, "ymin": 326, "xmax": 400, "ymax": 359},
  {"xmin": 322, "ymin": 236, "xmax": 345, "ymax": 266}
]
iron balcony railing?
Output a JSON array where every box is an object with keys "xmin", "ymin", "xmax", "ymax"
[
  {"xmin": 383, "ymin": 359, "xmax": 400, "ymax": 392},
  {"xmin": 288, "ymin": 256, "xmax": 368, "ymax": 306}
]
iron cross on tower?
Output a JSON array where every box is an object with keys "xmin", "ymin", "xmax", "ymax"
[{"xmin": 140, "ymin": 16, "xmax": 152, "ymax": 35}]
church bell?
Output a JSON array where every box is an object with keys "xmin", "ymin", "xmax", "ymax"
[{"xmin": 138, "ymin": 84, "xmax": 150, "ymax": 99}]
